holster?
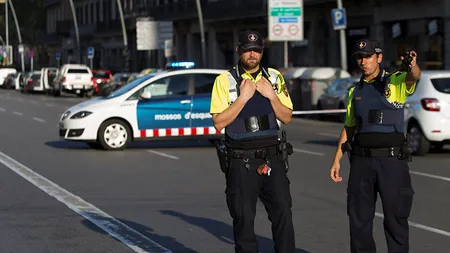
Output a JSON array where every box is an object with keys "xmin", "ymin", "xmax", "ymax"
[
  {"xmin": 213, "ymin": 139, "xmax": 229, "ymax": 174},
  {"xmin": 278, "ymin": 130, "xmax": 294, "ymax": 171},
  {"xmin": 398, "ymin": 134, "xmax": 413, "ymax": 162},
  {"xmin": 342, "ymin": 141, "xmax": 353, "ymax": 161}
]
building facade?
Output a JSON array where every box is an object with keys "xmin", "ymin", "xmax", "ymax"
[{"xmin": 42, "ymin": 0, "xmax": 450, "ymax": 73}]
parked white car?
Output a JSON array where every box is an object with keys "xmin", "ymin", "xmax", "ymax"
[
  {"xmin": 404, "ymin": 70, "xmax": 450, "ymax": 155},
  {"xmin": 0, "ymin": 68, "xmax": 17, "ymax": 88},
  {"xmin": 51, "ymin": 64, "xmax": 93, "ymax": 97}
]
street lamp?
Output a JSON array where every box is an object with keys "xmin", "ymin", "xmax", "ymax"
[
  {"xmin": 195, "ymin": 0, "xmax": 207, "ymax": 67},
  {"xmin": 115, "ymin": 0, "xmax": 129, "ymax": 72},
  {"xmin": 68, "ymin": 0, "xmax": 81, "ymax": 64},
  {"xmin": 6, "ymin": 0, "xmax": 25, "ymax": 73}
]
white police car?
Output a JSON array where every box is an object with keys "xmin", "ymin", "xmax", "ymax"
[{"xmin": 59, "ymin": 68, "xmax": 227, "ymax": 150}]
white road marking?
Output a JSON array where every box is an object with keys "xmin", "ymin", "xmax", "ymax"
[
  {"xmin": 375, "ymin": 212, "xmax": 450, "ymax": 237},
  {"xmin": 0, "ymin": 108, "xmax": 5, "ymax": 112},
  {"xmin": 32, "ymin": 117, "xmax": 46, "ymax": 123},
  {"xmin": 12, "ymin": 111, "xmax": 23, "ymax": 116},
  {"xmin": 46, "ymin": 103, "xmax": 55, "ymax": 107},
  {"xmin": 293, "ymin": 148, "xmax": 325, "ymax": 156},
  {"xmin": 410, "ymin": 170, "xmax": 450, "ymax": 182},
  {"xmin": 147, "ymin": 150, "xmax": 180, "ymax": 160},
  {"xmin": 0, "ymin": 151, "xmax": 172, "ymax": 253},
  {"xmin": 317, "ymin": 132, "xmax": 340, "ymax": 138}
]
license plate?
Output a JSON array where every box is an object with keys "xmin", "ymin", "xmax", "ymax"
[
  {"xmin": 74, "ymin": 85, "xmax": 83, "ymax": 89},
  {"xmin": 75, "ymin": 90, "xmax": 81, "ymax": 94},
  {"xmin": 75, "ymin": 76, "xmax": 82, "ymax": 79}
]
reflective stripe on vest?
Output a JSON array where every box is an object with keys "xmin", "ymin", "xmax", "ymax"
[
  {"xmin": 228, "ymin": 66, "xmax": 279, "ymax": 104},
  {"xmin": 353, "ymin": 73, "xmax": 404, "ymax": 134}
]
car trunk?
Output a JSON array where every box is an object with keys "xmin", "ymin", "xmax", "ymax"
[{"xmin": 430, "ymin": 77, "xmax": 450, "ymax": 118}]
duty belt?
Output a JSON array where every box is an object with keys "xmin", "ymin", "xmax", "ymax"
[
  {"xmin": 352, "ymin": 145, "xmax": 401, "ymax": 157},
  {"xmin": 229, "ymin": 145, "xmax": 278, "ymax": 159}
]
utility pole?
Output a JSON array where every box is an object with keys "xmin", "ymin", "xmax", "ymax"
[
  {"xmin": 116, "ymin": 0, "xmax": 129, "ymax": 72},
  {"xmin": 195, "ymin": 0, "xmax": 207, "ymax": 67},
  {"xmin": 7, "ymin": 0, "xmax": 24, "ymax": 73},
  {"xmin": 5, "ymin": 0, "xmax": 8, "ymax": 47},
  {"xmin": 337, "ymin": 0, "xmax": 347, "ymax": 71},
  {"xmin": 68, "ymin": 0, "xmax": 81, "ymax": 64}
]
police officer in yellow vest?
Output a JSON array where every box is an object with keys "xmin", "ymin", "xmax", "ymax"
[
  {"xmin": 210, "ymin": 30, "xmax": 295, "ymax": 253},
  {"xmin": 329, "ymin": 39, "xmax": 421, "ymax": 253}
]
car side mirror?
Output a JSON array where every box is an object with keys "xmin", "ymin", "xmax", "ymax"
[{"xmin": 140, "ymin": 90, "xmax": 152, "ymax": 100}]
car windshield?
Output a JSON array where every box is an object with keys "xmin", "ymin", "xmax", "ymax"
[
  {"xmin": 93, "ymin": 72, "xmax": 110, "ymax": 78},
  {"xmin": 106, "ymin": 74, "xmax": 155, "ymax": 98},
  {"xmin": 430, "ymin": 78, "xmax": 450, "ymax": 94},
  {"xmin": 112, "ymin": 74, "xmax": 130, "ymax": 81}
]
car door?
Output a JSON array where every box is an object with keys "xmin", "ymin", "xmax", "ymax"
[
  {"xmin": 43, "ymin": 68, "xmax": 58, "ymax": 90},
  {"xmin": 190, "ymin": 73, "xmax": 218, "ymax": 133},
  {"xmin": 135, "ymin": 74, "xmax": 193, "ymax": 134}
]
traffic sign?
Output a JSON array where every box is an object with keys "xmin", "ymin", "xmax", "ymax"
[
  {"xmin": 56, "ymin": 50, "xmax": 62, "ymax": 60},
  {"xmin": 87, "ymin": 47, "xmax": 94, "ymax": 59},
  {"xmin": 268, "ymin": 0, "xmax": 303, "ymax": 41},
  {"xmin": 136, "ymin": 17, "xmax": 159, "ymax": 51},
  {"xmin": 331, "ymin": 8, "xmax": 347, "ymax": 30},
  {"xmin": 29, "ymin": 50, "xmax": 34, "ymax": 58}
]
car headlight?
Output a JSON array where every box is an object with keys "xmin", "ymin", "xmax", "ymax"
[
  {"xmin": 61, "ymin": 110, "xmax": 71, "ymax": 121},
  {"xmin": 70, "ymin": 111, "xmax": 93, "ymax": 119}
]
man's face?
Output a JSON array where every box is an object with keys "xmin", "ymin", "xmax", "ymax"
[
  {"xmin": 356, "ymin": 53, "xmax": 382, "ymax": 76},
  {"xmin": 238, "ymin": 47, "xmax": 263, "ymax": 69}
]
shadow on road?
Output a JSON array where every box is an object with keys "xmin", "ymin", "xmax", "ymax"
[
  {"xmin": 80, "ymin": 212, "xmax": 198, "ymax": 252},
  {"xmin": 160, "ymin": 210, "xmax": 310, "ymax": 253},
  {"xmin": 44, "ymin": 139, "xmax": 215, "ymax": 150}
]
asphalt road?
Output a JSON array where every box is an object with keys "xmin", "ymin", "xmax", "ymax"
[{"xmin": 0, "ymin": 89, "xmax": 449, "ymax": 253}]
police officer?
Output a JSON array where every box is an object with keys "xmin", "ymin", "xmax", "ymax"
[
  {"xmin": 210, "ymin": 30, "xmax": 295, "ymax": 253},
  {"xmin": 329, "ymin": 39, "xmax": 421, "ymax": 253}
]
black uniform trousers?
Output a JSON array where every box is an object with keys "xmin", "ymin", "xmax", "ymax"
[
  {"xmin": 347, "ymin": 155, "xmax": 414, "ymax": 253},
  {"xmin": 225, "ymin": 154, "xmax": 295, "ymax": 253}
]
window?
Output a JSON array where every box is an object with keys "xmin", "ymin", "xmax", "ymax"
[
  {"xmin": 67, "ymin": 69, "xmax": 90, "ymax": 74},
  {"xmin": 129, "ymin": 74, "xmax": 190, "ymax": 100},
  {"xmin": 337, "ymin": 80, "xmax": 350, "ymax": 91},
  {"xmin": 194, "ymin": 74, "xmax": 217, "ymax": 94},
  {"xmin": 430, "ymin": 78, "xmax": 450, "ymax": 94}
]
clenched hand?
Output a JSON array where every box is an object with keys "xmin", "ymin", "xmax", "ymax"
[
  {"xmin": 256, "ymin": 77, "xmax": 277, "ymax": 101},
  {"xmin": 239, "ymin": 79, "xmax": 256, "ymax": 102}
]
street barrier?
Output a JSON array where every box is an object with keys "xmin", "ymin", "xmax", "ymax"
[{"xmin": 292, "ymin": 109, "xmax": 346, "ymax": 115}]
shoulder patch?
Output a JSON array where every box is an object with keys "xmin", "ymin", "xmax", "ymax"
[{"xmin": 384, "ymin": 86, "xmax": 391, "ymax": 98}]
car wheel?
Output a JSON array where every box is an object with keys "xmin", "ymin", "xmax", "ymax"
[
  {"xmin": 408, "ymin": 123, "xmax": 430, "ymax": 156},
  {"xmin": 98, "ymin": 119, "xmax": 131, "ymax": 151}
]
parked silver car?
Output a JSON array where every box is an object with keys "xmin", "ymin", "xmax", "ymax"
[{"xmin": 317, "ymin": 77, "xmax": 359, "ymax": 120}]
